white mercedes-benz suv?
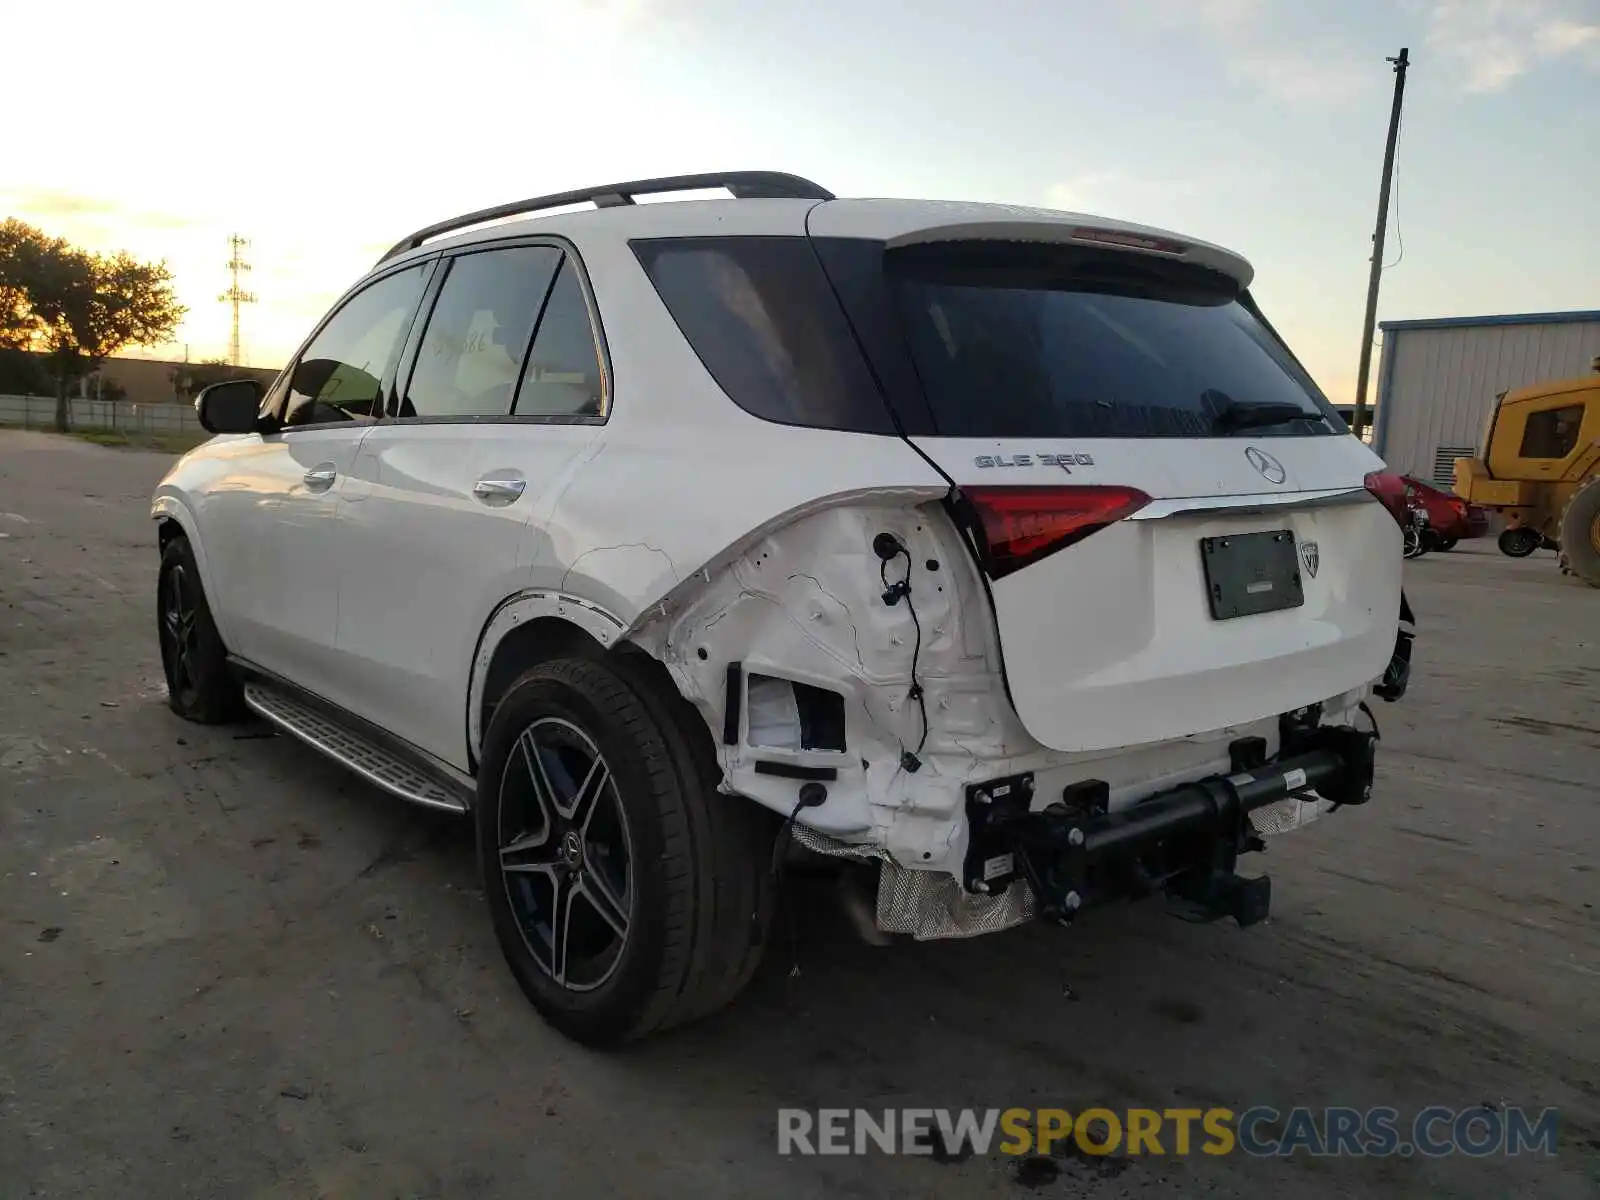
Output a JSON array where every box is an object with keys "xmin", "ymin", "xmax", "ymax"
[{"xmin": 152, "ymin": 171, "xmax": 1415, "ymax": 1045}]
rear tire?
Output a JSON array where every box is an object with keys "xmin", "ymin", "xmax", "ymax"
[
  {"xmin": 1558, "ymin": 476, "xmax": 1600, "ymax": 587},
  {"xmin": 1403, "ymin": 525, "xmax": 1427, "ymax": 559},
  {"xmin": 476, "ymin": 656, "xmax": 775, "ymax": 1046},
  {"xmin": 1434, "ymin": 537, "xmax": 1458, "ymax": 552},
  {"xmin": 1498, "ymin": 527, "xmax": 1541, "ymax": 558},
  {"xmin": 157, "ymin": 536, "xmax": 244, "ymax": 723}
]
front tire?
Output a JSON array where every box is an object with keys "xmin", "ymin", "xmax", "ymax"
[
  {"xmin": 157, "ymin": 536, "xmax": 244, "ymax": 723},
  {"xmin": 1498, "ymin": 527, "xmax": 1541, "ymax": 558},
  {"xmin": 477, "ymin": 656, "xmax": 775, "ymax": 1046},
  {"xmin": 1558, "ymin": 477, "xmax": 1600, "ymax": 587}
]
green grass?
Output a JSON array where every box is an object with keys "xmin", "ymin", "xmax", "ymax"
[{"xmin": 74, "ymin": 429, "xmax": 210, "ymax": 453}]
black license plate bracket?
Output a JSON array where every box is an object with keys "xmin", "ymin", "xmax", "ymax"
[{"xmin": 1200, "ymin": 530, "xmax": 1304, "ymax": 620}]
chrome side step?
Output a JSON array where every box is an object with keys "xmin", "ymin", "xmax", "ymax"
[{"xmin": 242, "ymin": 681, "xmax": 470, "ymax": 814}]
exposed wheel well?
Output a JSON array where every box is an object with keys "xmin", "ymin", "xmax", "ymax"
[
  {"xmin": 475, "ymin": 617, "xmax": 708, "ymax": 771},
  {"xmin": 157, "ymin": 517, "xmax": 184, "ymax": 553}
]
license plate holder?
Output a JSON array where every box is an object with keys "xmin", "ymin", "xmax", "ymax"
[{"xmin": 1200, "ymin": 530, "xmax": 1304, "ymax": 620}]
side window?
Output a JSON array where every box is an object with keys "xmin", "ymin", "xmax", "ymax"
[
  {"xmin": 1519, "ymin": 405, "xmax": 1583, "ymax": 459},
  {"xmin": 514, "ymin": 256, "xmax": 606, "ymax": 418},
  {"xmin": 631, "ymin": 237, "xmax": 895, "ymax": 433},
  {"xmin": 402, "ymin": 246, "xmax": 562, "ymax": 418},
  {"xmin": 283, "ymin": 267, "xmax": 425, "ymax": 428}
]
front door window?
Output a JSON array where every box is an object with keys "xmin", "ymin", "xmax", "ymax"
[{"xmin": 283, "ymin": 266, "xmax": 426, "ymax": 427}]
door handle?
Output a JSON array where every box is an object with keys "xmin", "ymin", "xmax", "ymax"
[
  {"xmin": 303, "ymin": 464, "xmax": 337, "ymax": 491},
  {"xmin": 473, "ymin": 477, "xmax": 527, "ymax": 503}
]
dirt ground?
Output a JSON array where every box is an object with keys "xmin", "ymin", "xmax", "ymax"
[{"xmin": 1, "ymin": 428, "xmax": 1595, "ymax": 1199}]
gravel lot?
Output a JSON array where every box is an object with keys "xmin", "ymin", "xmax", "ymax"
[{"xmin": 1, "ymin": 429, "xmax": 1596, "ymax": 1199}]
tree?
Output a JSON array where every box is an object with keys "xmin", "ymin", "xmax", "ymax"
[
  {"xmin": 0, "ymin": 218, "xmax": 184, "ymax": 430},
  {"xmin": 169, "ymin": 357, "xmax": 239, "ymax": 401}
]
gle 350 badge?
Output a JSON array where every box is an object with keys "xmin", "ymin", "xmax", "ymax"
[{"xmin": 974, "ymin": 452, "xmax": 1095, "ymax": 470}]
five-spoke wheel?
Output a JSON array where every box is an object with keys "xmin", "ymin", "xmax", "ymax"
[
  {"xmin": 476, "ymin": 656, "xmax": 776, "ymax": 1045},
  {"xmin": 160, "ymin": 561, "xmax": 201, "ymax": 706},
  {"xmin": 156, "ymin": 533, "xmax": 243, "ymax": 723},
  {"xmin": 497, "ymin": 719, "xmax": 633, "ymax": 991}
]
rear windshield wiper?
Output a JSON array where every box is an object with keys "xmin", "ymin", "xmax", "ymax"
[{"xmin": 1205, "ymin": 391, "xmax": 1320, "ymax": 434}]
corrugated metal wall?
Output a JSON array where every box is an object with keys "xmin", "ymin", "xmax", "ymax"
[{"xmin": 1374, "ymin": 319, "xmax": 1600, "ymax": 483}]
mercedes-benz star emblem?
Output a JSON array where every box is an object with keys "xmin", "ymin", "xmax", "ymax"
[
  {"xmin": 561, "ymin": 829, "xmax": 584, "ymax": 867},
  {"xmin": 1300, "ymin": 540, "xmax": 1320, "ymax": 578},
  {"xmin": 1245, "ymin": 445, "xmax": 1287, "ymax": 484}
]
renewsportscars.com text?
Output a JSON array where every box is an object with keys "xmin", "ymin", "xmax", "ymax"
[{"xmin": 777, "ymin": 1106, "xmax": 1560, "ymax": 1159}]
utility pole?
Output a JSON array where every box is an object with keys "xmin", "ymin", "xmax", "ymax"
[
  {"xmin": 1351, "ymin": 47, "xmax": 1410, "ymax": 443},
  {"xmin": 219, "ymin": 235, "xmax": 257, "ymax": 368}
]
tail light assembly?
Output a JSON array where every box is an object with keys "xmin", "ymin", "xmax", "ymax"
[
  {"xmin": 1363, "ymin": 471, "xmax": 1409, "ymax": 529},
  {"xmin": 959, "ymin": 485, "xmax": 1151, "ymax": 579}
]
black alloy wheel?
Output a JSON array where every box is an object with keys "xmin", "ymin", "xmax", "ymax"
[
  {"xmin": 156, "ymin": 535, "xmax": 243, "ymax": 723},
  {"xmin": 160, "ymin": 561, "xmax": 202, "ymax": 709},
  {"xmin": 497, "ymin": 717, "xmax": 633, "ymax": 992}
]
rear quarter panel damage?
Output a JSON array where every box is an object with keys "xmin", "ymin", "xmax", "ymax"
[{"xmin": 629, "ymin": 499, "xmax": 1064, "ymax": 876}]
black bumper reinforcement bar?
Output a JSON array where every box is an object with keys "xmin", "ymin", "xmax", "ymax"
[{"xmin": 963, "ymin": 724, "xmax": 1379, "ymax": 929}]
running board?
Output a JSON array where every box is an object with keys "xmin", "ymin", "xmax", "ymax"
[{"xmin": 242, "ymin": 681, "xmax": 470, "ymax": 814}]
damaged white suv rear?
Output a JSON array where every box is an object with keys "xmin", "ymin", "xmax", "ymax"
[{"xmin": 152, "ymin": 172, "xmax": 1415, "ymax": 1045}]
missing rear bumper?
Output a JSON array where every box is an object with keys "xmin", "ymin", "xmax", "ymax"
[{"xmin": 964, "ymin": 725, "xmax": 1378, "ymax": 928}]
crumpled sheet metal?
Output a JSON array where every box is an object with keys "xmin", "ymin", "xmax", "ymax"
[
  {"xmin": 1249, "ymin": 793, "xmax": 1335, "ymax": 837},
  {"xmin": 790, "ymin": 822, "xmax": 1037, "ymax": 940}
]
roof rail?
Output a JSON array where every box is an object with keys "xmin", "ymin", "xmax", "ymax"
[{"xmin": 376, "ymin": 171, "xmax": 834, "ymax": 264}]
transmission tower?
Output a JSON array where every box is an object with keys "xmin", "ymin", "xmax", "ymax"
[{"xmin": 219, "ymin": 235, "xmax": 257, "ymax": 367}]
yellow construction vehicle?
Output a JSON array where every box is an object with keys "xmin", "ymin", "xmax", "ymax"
[{"xmin": 1454, "ymin": 364, "xmax": 1600, "ymax": 586}]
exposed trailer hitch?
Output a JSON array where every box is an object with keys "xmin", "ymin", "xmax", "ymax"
[{"xmin": 963, "ymin": 724, "xmax": 1378, "ymax": 929}]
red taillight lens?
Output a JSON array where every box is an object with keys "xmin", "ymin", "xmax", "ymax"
[
  {"xmin": 1364, "ymin": 471, "xmax": 1408, "ymax": 528},
  {"xmin": 962, "ymin": 485, "xmax": 1150, "ymax": 579}
]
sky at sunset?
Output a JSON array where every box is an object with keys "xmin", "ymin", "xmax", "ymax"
[{"xmin": 5, "ymin": 0, "xmax": 1597, "ymax": 402}]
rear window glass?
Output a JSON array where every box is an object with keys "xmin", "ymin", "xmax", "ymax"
[
  {"xmin": 630, "ymin": 237, "xmax": 896, "ymax": 434},
  {"xmin": 884, "ymin": 240, "xmax": 1338, "ymax": 439}
]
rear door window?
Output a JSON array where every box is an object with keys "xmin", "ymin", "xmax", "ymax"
[
  {"xmin": 882, "ymin": 240, "xmax": 1339, "ymax": 439},
  {"xmin": 402, "ymin": 246, "xmax": 562, "ymax": 419},
  {"xmin": 513, "ymin": 256, "xmax": 607, "ymax": 419}
]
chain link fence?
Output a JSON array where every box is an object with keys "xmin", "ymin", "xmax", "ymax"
[{"xmin": 0, "ymin": 394, "xmax": 203, "ymax": 436}]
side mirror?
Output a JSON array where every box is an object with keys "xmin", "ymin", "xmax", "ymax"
[{"xmin": 196, "ymin": 379, "xmax": 263, "ymax": 434}]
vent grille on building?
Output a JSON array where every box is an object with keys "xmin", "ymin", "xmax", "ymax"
[{"xmin": 1433, "ymin": 445, "xmax": 1476, "ymax": 489}]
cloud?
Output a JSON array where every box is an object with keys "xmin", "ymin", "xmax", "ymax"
[
  {"xmin": 1135, "ymin": 0, "xmax": 1367, "ymax": 103},
  {"xmin": 1426, "ymin": 0, "xmax": 1600, "ymax": 92},
  {"xmin": 1044, "ymin": 171, "xmax": 1199, "ymax": 226},
  {"xmin": 1, "ymin": 189, "xmax": 200, "ymax": 240},
  {"xmin": 1228, "ymin": 53, "xmax": 1368, "ymax": 103}
]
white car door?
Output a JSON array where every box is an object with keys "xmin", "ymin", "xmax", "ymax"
[
  {"xmin": 335, "ymin": 243, "xmax": 609, "ymax": 769},
  {"xmin": 220, "ymin": 263, "xmax": 430, "ymax": 702}
]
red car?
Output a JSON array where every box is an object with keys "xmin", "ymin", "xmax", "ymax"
[{"xmin": 1364, "ymin": 471, "xmax": 1489, "ymax": 551}]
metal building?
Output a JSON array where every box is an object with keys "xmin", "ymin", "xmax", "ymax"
[{"xmin": 1373, "ymin": 309, "xmax": 1600, "ymax": 486}]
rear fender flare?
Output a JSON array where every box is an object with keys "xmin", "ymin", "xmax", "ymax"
[{"xmin": 466, "ymin": 590, "xmax": 628, "ymax": 761}]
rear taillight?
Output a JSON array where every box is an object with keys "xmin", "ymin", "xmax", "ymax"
[
  {"xmin": 1364, "ymin": 471, "xmax": 1408, "ymax": 528},
  {"xmin": 962, "ymin": 485, "xmax": 1150, "ymax": 579}
]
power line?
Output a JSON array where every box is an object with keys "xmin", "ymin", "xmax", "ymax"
[{"xmin": 1384, "ymin": 109, "xmax": 1406, "ymax": 271}]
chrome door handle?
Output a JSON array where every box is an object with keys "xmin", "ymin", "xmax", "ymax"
[
  {"xmin": 303, "ymin": 464, "xmax": 337, "ymax": 490},
  {"xmin": 472, "ymin": 477, "xmax": 527, "ymax": 503}
]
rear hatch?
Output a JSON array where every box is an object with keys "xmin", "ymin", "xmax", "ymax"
[{"xmin": 807, "ymin": 203, "xmax": 1400, "ymax": 753}]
